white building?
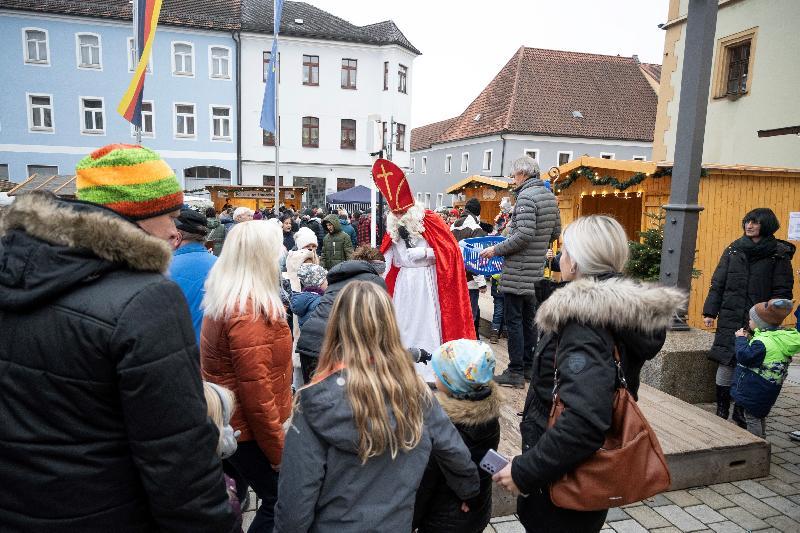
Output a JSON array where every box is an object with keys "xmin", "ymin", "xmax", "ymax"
[{"xmin": 240, "ymin": 1, "xmax": 419, "ymax": 208}]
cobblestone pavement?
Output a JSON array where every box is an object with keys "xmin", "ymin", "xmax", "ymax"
[{"xmin": 242, "ymin": 369, "xmax": 800, "ymax": 532}]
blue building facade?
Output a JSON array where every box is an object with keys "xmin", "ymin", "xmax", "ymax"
[{"xmin": 0, "ymin": 10, "xmax": 238, "ymax": 187}]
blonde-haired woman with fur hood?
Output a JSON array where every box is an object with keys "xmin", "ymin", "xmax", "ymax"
[{"xmin": 492, "ymin": 215, "xmax": 685, "ymax": 533}]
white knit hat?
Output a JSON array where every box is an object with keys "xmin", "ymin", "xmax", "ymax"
[{"xmin": 294, "ymin": 227, "xmax": 317, "ymax": 250}]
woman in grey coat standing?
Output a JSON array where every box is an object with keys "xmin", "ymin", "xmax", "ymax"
[{"xmin": 274, "ymin": 281, "xmax": 479, "ymax": 532}]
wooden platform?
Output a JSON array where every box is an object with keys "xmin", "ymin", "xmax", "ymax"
[{"xmin": 478, "ymin": 297, "xmax": 771, "ymax": 513}]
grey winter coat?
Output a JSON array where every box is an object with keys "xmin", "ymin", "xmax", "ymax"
[
  {"xmin": 493, "ymin": 177, "xmax": 561, "ymax": 296},
  {"xmin": 274, "ymin": 370, "xmax": 480, "ymax": 533}
]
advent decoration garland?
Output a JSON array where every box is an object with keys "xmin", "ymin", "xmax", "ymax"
[{"xmin": 554, "ymin": 165, "xmax": 708, "ymax": 193}]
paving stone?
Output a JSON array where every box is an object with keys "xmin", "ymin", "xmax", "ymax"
[
  {"xmin": 490, "ymin": 515, "xmax": 517, "ymax": 523},
  {"xmin": 719, "ymin": 507, "xmax": 770, "ymax": 531},
  {"xmin": 708, "ymin": 483, "xmax": 741, "ymax": 496},
  {"xmin": 759, "ymin": 477, "xmax": 800, "ymax": 496},
  {"xmin": 483, "ymin": 526, "xmax": 496, "ymax": 533},
  {"xmin": 770, "ymin": 463, "xmax": 800, "ymax": 484},
  {"xmin": 649, "ymin": 528, "xmax": 682, "ymax": 533},
  {"xmin": 624, "ymin": 504, "xmax": 672, "ymax": 528},
  {"xmin": 600, "ymin": 530, "xmax": 613, "ymax": 533},
  {"xmin": 688, "ymin": 487, "xmax": 736, "ymax": 510},
  {"xmin": 774, "ymin": 450, "xmax": 800, "ymax": 465},
  {"xmin": 608, "ymin": 519, "xmax": 648, "ymax": 533},
  {"xmin": 664, "ymin": 489, "xmax": 703, "ymax": 507},
  {"xmin": 493, "ymin": 521, "xmax": 525, "ymax": 533},
  {"xmin": 708, "ymin": 521, "xmax": 747, "ymax": 533},
  {"xmin": 726, "ymin": 492, "xmax": 783, "ymax": 518},
  {"xmin": 684, "ymin": 504, "xmax": 726, "ymax": 524},
  {"xmin": 644, "ymin": 494, "xmax": 674, "ymax": 507},
  {"xmin": 765, "ymin": 514, "xmax": 800, "ymax": 532},
  {"xmin": 605, "ymin": 507, "xmax": 630, "ymax": 522},
  {"xmin": 762, "ymin": 495, "xmax": 800, "ymax": 521},
  {"xmin": 780, "ymin": 462, "xmax": 800, "ymax": 477},
  {"xmin": 622, "ymin": 502, "xmax": 646, "ymax": 509},
  {"xmin": 653, "ymin": 505, "xmax": 707, "ymax": 531},
  {"xmin": 733, "ymin": 479, "xmax": 779, "ymax": 499}
]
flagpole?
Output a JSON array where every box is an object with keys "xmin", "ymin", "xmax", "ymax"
[
  {"xmin": 133, "ymin": 0, "xmax": 142, "ymax": 144},
  {"xmin": 273, "ymin": 0, "xmax": 280, "ymax": 216}
]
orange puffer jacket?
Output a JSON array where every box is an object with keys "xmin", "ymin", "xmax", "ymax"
[{"xmin": 201, "ymin": 304, "xmax": 293, "ymax": 466}]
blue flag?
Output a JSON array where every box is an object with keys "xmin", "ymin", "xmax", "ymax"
[{"xmin": 260, "ymin": 0, "xmax": 284, "ymax": 133}]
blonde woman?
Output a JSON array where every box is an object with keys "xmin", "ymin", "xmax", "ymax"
[
  {"xmin": 201, "ymin": 220, "xmax": 293, "ymax": 533},
  {"xmin": 492, "ymin": 215, "xmax": 685, "ymax": 532},
  {"xmin": 274, "ymin": 281, "xmax": 479, "ymax": 532}
]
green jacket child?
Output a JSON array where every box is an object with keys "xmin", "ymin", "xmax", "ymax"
[{"xmin": 321, "ymin": 214, "xmax": 353, "ymax": 270}]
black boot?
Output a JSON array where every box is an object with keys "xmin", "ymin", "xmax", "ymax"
[
  {"xmin": 716, "ymin": 385, "xmax": 731, "ymax": 420},
  {"xmin": 731, "ymin": 404, "xmax": 748, "ymax": 429}
]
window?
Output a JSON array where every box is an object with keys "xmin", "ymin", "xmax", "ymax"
[
  {"xmin": 23, "ymin": 29, "xmax": 49, "ymax": 64},
  {"xmin": 175, "ymin": 103, "xmax": 196, "ymax": 137},
  {"xmin": 0, "ymin": 165, "xmax": 8, "ymax": 181},
  {"xmin": 28, "ymin": 94, "xmax": 53, "ymax": 132},
  {"xmin": 410, "ymin": 157, "xmax": 415, "ymax": 173},
  {"xmin": 27, "ymin": 165, "xmax": 58, "ymax": 177},
  {"xmin": 211, "ymin": 106, "xmax": 231, "ymax": 140},
  {"xmin": 482, "ymin": 150, "xmax": 493, "ymax": 172},
  {"xmin": 263, "ymin": 175, "xmax": 285, "ymax": 187},
  {"xmin": 303, "ymin": 55, "xmax": 319, "ymax": 86},
  {"xmin": 713, "ymin": 28, "xmax": 757, "ymax": 98},
  {"xmin": 263, "ymin": 118, "xmax": 280, "ymax": 146},
  {"xmin": 341, "ymin": 119, "xmax": 356, "ymax": 149},
  {"xmin": 395, "ymin": 123, "xmax": 406, "ymax": 152},
  {"xmin": 383, "ymin": 61, "xmax": 389, "ymax": 90},
  {"xmin": 632, "ymin": 155, "xmax": 647, "ymax": 161},
  {"xmin": 416, "ymin": 192, "xmax": 422, "ymax": 203},
  {"xmin": 436, "ymin": 193, "xmax": 444, "ymax": 209},
  {"xmin": 337, "ymin": 178, "xmax": 355, "ymax": 191},
  {"xmin": 209, "ymin": 46, "xmax": 231, "ymax": 79},
  {"xmin": 341, "ymin": 59, "xmax": 357, "ymax": 89},
  {"xmin": 421, "ymin": 156, "xmax": 427, "ymax": 174},
  {"xmin": 424, "ymin": 192, "xmax": 431, "ymax": 209},
  {"xmin": 80, "ymin": 97, "xmax": 105, "ymax": 134},
  {"xmin": 172, "ymin": 42, "xmax": 194, "ymax": 76},
  {"xmin": 133, "ymin": 101, "xmax": 154, "ymax": 137},
  {"xmin": 302, "ymin": 116, "xmax": 319, "ymax": 147},
  {"xmin": 398, "ymin": 64, "xmax": 408, "ymax": 94},
  {"xmin": 128, "ymin": 38, "xmax": 152, "ymax": 72},
  {"xmin": 600, "ymin": 152, "xmax": 615, "ymax": 160},
  {"xmin": 76, "ymin": 34, "xmax": 101, "ymax": 69},
  {"xmin": 184, "ymin": 166, "xmax": 231, "ymax": 183},
  {"xmin": 445, "ymin": 154, "xmax": 452, "ymax": 173},
  {"xmin": 461, "ymin": 153, "xmax": 469, "ymax": 173},
  {"xmin": 557, "ymin": 151, "xmax": 572, "ymax": 166},
  {"xmin": 524, "ymin": 149, "xmax": 539, "ymax": 161}
]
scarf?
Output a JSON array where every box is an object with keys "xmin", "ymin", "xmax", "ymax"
[{"xmin": 733, "ymin": 235, "xmax": 777, "ymax": 262}]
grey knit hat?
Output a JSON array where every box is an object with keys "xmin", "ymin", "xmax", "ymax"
[{"xmin": 297, "ymin": 263, "xmax": 328, "ymax": 289}]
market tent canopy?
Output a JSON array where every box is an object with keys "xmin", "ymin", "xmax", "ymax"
[{"xmin": 326, "ymin": 185, "xmax": 372, "ymax": 204}]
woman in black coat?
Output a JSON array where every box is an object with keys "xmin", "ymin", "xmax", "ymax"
[
  {"xmin": 492, "ymin": 215, "xmax": 684, "ymax": 533},
  {"xmin": 702, "ymin": 208, "xmax": 795, "ymax": 420}
]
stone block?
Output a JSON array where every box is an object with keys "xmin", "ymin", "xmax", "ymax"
[
  {"xmin": 653, "ymin": 504, "xmax": 707, "ymax": 531},
  {"xmin": 640, "ymin": 329, "xmax": 717, "ymax": 403},
  {"xmin": 607, "ymin": 519, "xmax": 648, "ymax": 533}
]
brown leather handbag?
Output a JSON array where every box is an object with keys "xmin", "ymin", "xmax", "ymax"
[{"xmin": 547, "ymin": 346, "xmax": 671, "ymax": 511}]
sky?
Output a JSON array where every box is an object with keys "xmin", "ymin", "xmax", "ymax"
[{"xmin": 308, "ymin": 0, "xmax": 670, "ymax": 129}]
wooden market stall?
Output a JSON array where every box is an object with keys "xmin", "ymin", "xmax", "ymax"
[
  {"xmin": 551, "ymin": 156, "xmax": 800, "ymax": 329},
  {"xmin": 445, "ymin": 175, "xmax": 514, "ymax": 224},
  {"xmin": 206, "ymin": 185, "xmax": 306, "ymax": 213}
]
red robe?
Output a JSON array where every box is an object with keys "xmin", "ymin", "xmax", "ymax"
[{"xmin": 381, "ymin": 210, "xmax": 476, "ymax": 343}]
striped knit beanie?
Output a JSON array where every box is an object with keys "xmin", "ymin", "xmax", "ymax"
[{"xmin": 75, "ymin": 144, "xmax": 183, "ymax": 220}]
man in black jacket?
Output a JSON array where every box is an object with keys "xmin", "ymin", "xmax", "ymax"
[{"xmin": 0, "ymin": 145, "xmax": 235, "ymax": 532}]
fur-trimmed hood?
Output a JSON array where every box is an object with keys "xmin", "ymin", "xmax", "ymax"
[
  {"xmin": 536, "ymin": 276, "xmax": 686, "ymax": 334},
  {"xmin": 436, "ymin": 381, "xmax": 502, "ymax": 426},
  {"xmin": 0, "ymin": 191, "xmax": 172, "ymax": 310}
]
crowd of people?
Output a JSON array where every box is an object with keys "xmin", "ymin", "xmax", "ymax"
[{"xmin": 0, "ymin": 143, "xmax": 797, "ymax": 533}]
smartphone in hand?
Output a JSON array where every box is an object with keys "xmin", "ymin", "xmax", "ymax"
[{"xmin": 479, "ymin": 449, "xmax": 509, "ymax": 475}]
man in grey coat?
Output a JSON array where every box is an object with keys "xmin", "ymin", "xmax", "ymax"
[{"xmin": 480, "ymin": 156, "xmax": 561, "ymax": 388}]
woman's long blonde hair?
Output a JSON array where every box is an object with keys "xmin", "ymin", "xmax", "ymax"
[
  {"xmin": 314, "ymin": 280, "xmax": 430, "ymax": 463},
  {"xmin": 202, "ymin": 220, "xmax": 285, "ymax": 321}
]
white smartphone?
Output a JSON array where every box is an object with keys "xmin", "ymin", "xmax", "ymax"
[{"xmin": 480, "ymin": 449, "xmax": 509, "ymax": 475}]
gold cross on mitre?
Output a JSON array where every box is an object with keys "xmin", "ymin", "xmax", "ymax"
[{"xmin": 376, "ymin": 164, "xmax": 394, "ymax": 201}]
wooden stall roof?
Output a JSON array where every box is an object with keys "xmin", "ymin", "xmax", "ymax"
[
  {"xmin": 206, "ymin": 185, "xmax": 307, "ymax": 192},
  {"xmin": 446, "ymin": 175, "xmax": 513, "ymax": 194},
  {"xmin": 8, "ymin": 174, "xmax": 77, "ymax": 196},
  {"xmin": 657, "ymin": 161, "xmax": 800, "ymax": 177},
  {"xmin": 557, "ymin": 156, "xmax": 659, "ymax": 175}
]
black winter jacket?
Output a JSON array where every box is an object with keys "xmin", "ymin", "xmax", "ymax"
[
  {"xmin": 512, "ymin": 276, "xmax": 683, "ymax": 530},
  {"xmin": 0, "ymin": 192, "xmax": 235, "ymax": 533},
  {"xmin": 296, "ymin": 260, "xmax": 386, "ymax": 359},
  {"xmin": 702, "ymin": 236, "xmax": 795, "ymax": 365},
  {"xmin": 414, "ymin": 382, "xmax": 502, "ymax": 533}
]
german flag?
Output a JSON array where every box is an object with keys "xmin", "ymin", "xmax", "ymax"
[{"xmin": 117, "ymin": 0, "xmax": 163, "ymax": 127}]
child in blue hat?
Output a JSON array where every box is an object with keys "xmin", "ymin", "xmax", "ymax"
[{"xmin": 414, "ymin": 339, "xmax": 502, "ymax": 533}]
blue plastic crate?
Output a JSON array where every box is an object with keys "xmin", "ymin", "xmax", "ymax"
[{"xmin": 459, "ymin": 236, "xmax": 506, "ymax": 276}]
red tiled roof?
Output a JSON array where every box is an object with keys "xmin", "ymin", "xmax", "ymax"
[
  {"xmin": 412, "ymin": 47, "xmax": 659, "ymax": 150},
  {"xmin": 640, "ymin": 63, "xmax": 662, "ymax": 84},
  {"xmin": 410, "ymin": 117, "xmax": 459, "ymax": 152}
]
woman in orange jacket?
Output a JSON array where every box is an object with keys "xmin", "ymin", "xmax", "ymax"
[{"xmin": 201, "ymin": 220, "xmax": 293, "ymax": 533}]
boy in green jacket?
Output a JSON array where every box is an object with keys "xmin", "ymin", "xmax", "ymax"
[{"xmin": 321, "ymin": 213, "xmax": 353, "ymax": 270}]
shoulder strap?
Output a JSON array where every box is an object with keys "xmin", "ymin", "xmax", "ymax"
[{"xmin": 552, "ymin": 335, "xmax": 627, "ymax": 394}]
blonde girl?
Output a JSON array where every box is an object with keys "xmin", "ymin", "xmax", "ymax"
[{"xmin": 274, "ymin": 281, "xmax": 479, "ymax": 532}]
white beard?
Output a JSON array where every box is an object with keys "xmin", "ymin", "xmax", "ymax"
[{"xmin": 386, "ymin": 203, "xmax": 426, "ymax": 246}]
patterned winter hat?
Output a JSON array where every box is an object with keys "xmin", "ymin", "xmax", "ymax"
[
  {"xmin": 297, "ymin": 263, "xmax": 328, "ymax": 289},
  {"xmin": 75, "ymin": 144, "xmax": 183, "ymax": 220},
  {"xmin": 431, "ymin": 339, "xmax": 496, "ymax": 395},
  {"xmin": 750, "ymin": 299, "xmax": 794, "ymax": 329}
]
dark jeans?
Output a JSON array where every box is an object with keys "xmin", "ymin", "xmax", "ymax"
[
  {"xmin": 223, "ymin": 459, "xmax": 249, "ymax": 505},
  {"xmin": 491, "ymin": 282, "xmax": 505, "ymax": 333},
  {"xmin": 300, "ymin": 354, "xmax": 318, "ymax": 384},
  {"xmin": 469, "ymin": 288, "xmax": 481, "ymax": 339},
  {"xmin": 518, "ymin": 490, "xmax": 607, "ymax": 533},
  {"xmin": 504, "ymin": 293, "xmax": 537, "ymax": 374},
  {"xmin": 228, "ymin": 441, "xmax": 279, "ymax": 533}
]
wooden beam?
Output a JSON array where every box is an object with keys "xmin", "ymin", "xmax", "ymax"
[{"xmin": 757, "ymin": 125, "xmax": 800, "ymax": 138}]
